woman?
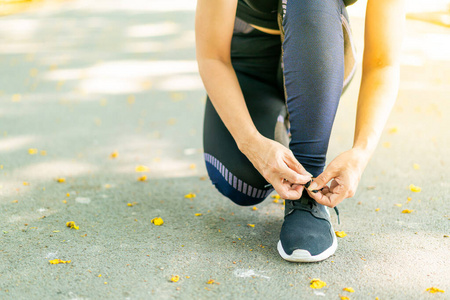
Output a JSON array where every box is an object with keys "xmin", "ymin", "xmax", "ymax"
[{"xmin": 195, "ymin": 0, "xmax": 405, "ymax": 262}]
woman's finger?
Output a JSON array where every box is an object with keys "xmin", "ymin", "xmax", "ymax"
[
  {"xmin": 284, "ymin": 152, "xmax": 312, "ymax": 177},
  {"xmin": 328, "ymin": 193, "xmax": 346, "ymax": 207},
  {"xmin": 274, "ymin": 181, "xmax": 303, "ymax": 200},
  {"xmin": 307, "ymin": 188, "xmax": 332, "ymax": 207},
  {"xmin": 280, "ymin": 166, "xmax": 311, "ymax": 185}
]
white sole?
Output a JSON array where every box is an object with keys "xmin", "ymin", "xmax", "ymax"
[{"xmin": 277, "ymin": 232, "xmax": 337, "ymax": 263}]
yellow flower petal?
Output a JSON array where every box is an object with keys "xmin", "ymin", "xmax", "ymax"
[
  {"xmin": 151, "ymin": 217, "xmax": 164, "ymax": 226},
  {"xmin": 343, "ymin": 287, "xmax": 355, "ymax": 293},
  {"xmin": 335, "ymin": 231, "xmax": 347, "ymax": 238},
  {"xmin": 12, "ymin": 94, "xmax": 21, "ymax": 102},
  {"xmin": 195, "ymin": 213, "xmax": 202, "ymax": 216},
  {"xmin": 247, "ymin": 224, "xmax": 255, "ymax": 228},
  {"xmin": 375, "ymin": 208, "xmax": 380, "ymax": 212},
  {"xmin": 49, "ymin": 259, "xmax": 71, "ymax": 264},
  {"xmin": 127, "ymin": 202, "xmax": 138, "ymax": 207},
  {"xmin": 413, "ymin": 163, "xmax": 420, "ymax": 170},
  {"xmin": 206, "ymin": 279, "xmax": 215, "ymax": 284},
  {"xmin": 170, "ymin": 275, "xmax": 180, "ymax": 282},
  {"xmin": 271, "ymin": 194, "xmax": 281, "ymax": 199},
  {"xmin": 310, "ymin": 278, "xmax": 326, "ymax": 289},
  {"xmin": 56, "ymin": 178, "xmax": 66, "ymax": 183},
  {"xmin": 252, "ymin": 206, "xmax": 258, "ymax": 211},
  {"xmin": 426, "ymin": 287, "xmax": 444, "ymax": 293},
  {"xmin": 273, "ymin": 199, "xmax": 279, "ymax": 203},
  {"xmin": 394, "ymin": 203, "xmax": 402, "ymax": 207},
  {"xmin": 23, "ymin": 182, "xmax": 30, "ymax": 186},
  {"xmin": 184, "ymin": 193, "xmax": 196, "ymax": 199},
  {"xmin": 189, "ymin": 163, "xmax": 196, "ymax": 170},
  {"xmin": 340, "ymin": 296, "xmax": 350, "ymax": 300},
  {"xmin": 66, "ymin": 221, "xmax": 79, "ymax": 230},
  {"xmin": 40, "ymin": 150, "xmax": 47, "ymax": 156},
  {"xmin": 28, "ymin": 148, "xmax": 38, "ymax": 155},
  {"xmin": 30, "ymin": 68, "xmax": 39, "ymax": 77},
  {"xmin": 388, "ymin": 126, "xmax": 398, "ymax": 134},
  {"xmin": 137, "ymin": 175, "xmax": 147, "ymax": 181},
  {"xmin": 402, "ymin": 209, "xmax": 413, "ymax": 214},
  {"xmin": 110, "ymin": 151, "xmax": 118, "ymax": 159},
  {"xmin": 409, "ymin": 184, "xmax": 421, "ymax": 192},
  {"xmin": 135, "ymin": 165, "xmax": 149, "ymax": 172}
]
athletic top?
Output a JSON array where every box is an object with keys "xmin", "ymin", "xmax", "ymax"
[
  {"xmin": 236, "ymin": 0, "xmax": 279, "ymax": 30},
  {"xmin": 235, "ymin": 0, "xmax": 358, "ymax": 31}
]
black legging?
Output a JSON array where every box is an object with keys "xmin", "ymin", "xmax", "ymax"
[{"xmin": 203, "ymin": 0, "xmax": 356, "ymax": 206}]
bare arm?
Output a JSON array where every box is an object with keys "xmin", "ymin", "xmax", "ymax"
[
  {"xmin": 353, "ymin": 0, "xmax": 405, "ymax": 157},
  {"xmin": 195, "ymin": 0, "xmax": 311, "ymax": 199},
  {"xmin": 308, "ymin": 0, "xmax": 406, "ymax": 206},
  {"xmin": 195, "ymin": 0, "xmax": 257, "ymax": 149}
]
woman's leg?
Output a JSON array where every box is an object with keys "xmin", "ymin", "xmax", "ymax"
[
  {"xmin": 279, "ymin": 0, "xmax": 355, "ymax": 177},
  {"xmin": 203, "ymin": 19, "xmax": 286, "ymax": 207},
  {"xmin": 276, "ymin": 0, "xmax": 356, "ymax": 262}
]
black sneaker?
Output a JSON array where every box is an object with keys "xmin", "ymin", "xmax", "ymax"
[{"xmin": 277, "ymin": 195, "xmax": 337, "ymax": 262}]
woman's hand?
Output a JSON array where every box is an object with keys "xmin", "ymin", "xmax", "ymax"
[
  {"xmin": 241, "ymin": 135, "xmax": 312, "ymax": 200},
  {"xmin": 306, "ymin": 148, "xmax": 370, "ymax": 207}
]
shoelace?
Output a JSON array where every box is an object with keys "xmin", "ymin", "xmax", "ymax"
[
  {"xmin": 266, "ymin": 180, "xmax": 341, "ymax": 224},
  {"xmin": 304, "ymin": 180, "xmax": 340, "ymax": 224},
  {"xmin": 291, "ymin": 196, "xmax": 340, "ymax": 225}
]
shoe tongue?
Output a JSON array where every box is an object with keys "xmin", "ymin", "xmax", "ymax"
[
  {"xmin": 300, "ymin": 197, "xmax": 310, "ymax": 205},
  {"xmin": 300, "ymin": 196, "xmax": 315, "ymax": 206}
]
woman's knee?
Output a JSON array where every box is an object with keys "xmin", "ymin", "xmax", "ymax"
[{"xmin": 204, "ymin": 153, "xmax": 272, "ymax": 206}]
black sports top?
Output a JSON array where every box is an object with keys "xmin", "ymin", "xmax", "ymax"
[
  {"xmin": 236, "ymin": 0, "xmax": 279, "ymax": 30},
  {"xmin": 236, "ymin": 0, "xmax": 358, "ymax": 30}
]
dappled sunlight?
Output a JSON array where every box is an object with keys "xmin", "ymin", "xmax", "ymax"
[
  {"xmin": 0, "ymin": 135, "xmax": 37, "ymax": 153},
  {"xmin": 85, "ymin": 60, "xmax": 198, "ymax": 78},
  {"xmin": 43, "ymin": 60, "xmax": 201, "ymax": 94},
  {"xmin": 68, "ymin": 0, "xmax": 196, "ymax": 13},
  {"xmin": 0, "ymin": 42, "xmax": 41, "ymax": 54},
  {"xmin": 403, "ymin": 33, "xmax": 450, "ymax": 62},
  {"xmin": 79, "ymin": 77, "xmax": 146, "ymax": 94},
  {"xmin": 114, "ymin": 157, "xmax": 202, "ymax": 179},
  {"xmin": 158, "ymin": 75, "xmax": 203, "ymax": 91},
  {"xmin": 0, "ymin": 160, "xmax": 98, "ymax": 197},
  {"xmin": 88, "ymin": 134, "xmax": 205, "ymax": 178},
  {"xmin": 0, "ymin": 19, "xmax": 40, "ymax": 38},
  {"xmin": 400, "ymin": 54, "xmax": 425, "ymax": 67},
  {"xmin": 122, "ymin": 41, "xmax": 164, "ymax": 53},
  {"xmin": 5, "ymin": 208, "xmax": 58, "ymax": 224},
  {"xmin": 15, "ymin": 160, "xmax": 97, "ymax": 181},
  {"xmin": 126, "ymin": 22, "xmax": 180, "ymax": 38}
]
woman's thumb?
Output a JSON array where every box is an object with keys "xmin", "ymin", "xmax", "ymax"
[{"xmin": 308, "ymin": 172, "xmax": 333, "ymax": 192}]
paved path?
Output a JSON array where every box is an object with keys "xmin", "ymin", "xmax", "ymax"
[{"xmin": 1, "ymin": 0, "xmax": 449, "ymax": 299}]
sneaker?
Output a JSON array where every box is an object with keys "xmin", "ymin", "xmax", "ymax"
[{"xmin": 277, "ymin": 195, "xmax": 337, "ymax": 262}]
